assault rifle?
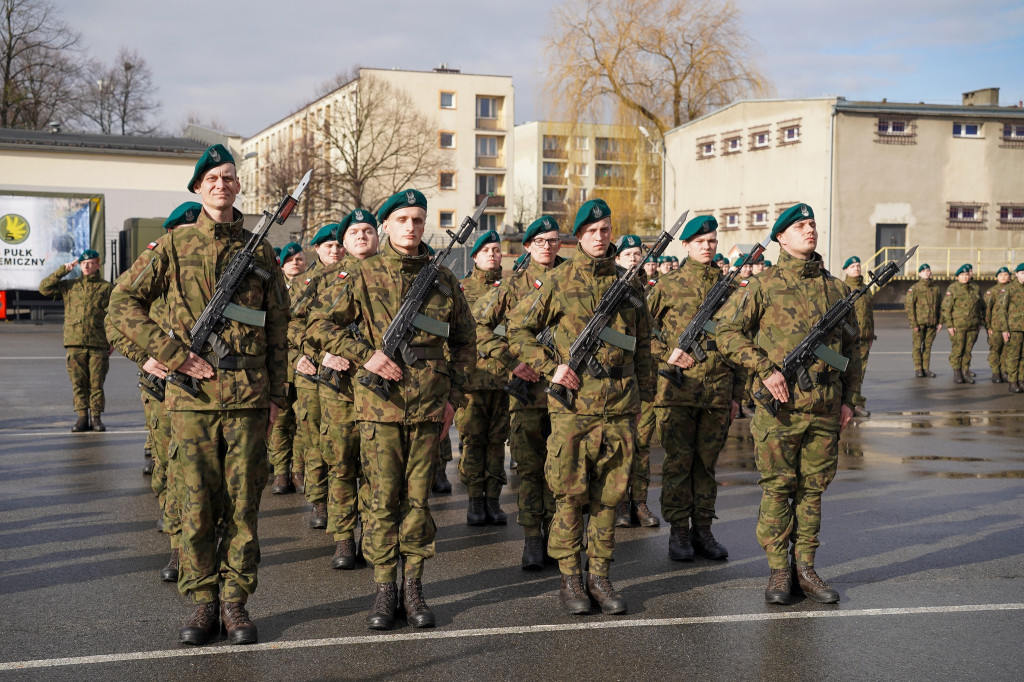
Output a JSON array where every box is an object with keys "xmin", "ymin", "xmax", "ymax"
[
  {"xmin": 359, "ymin": 196, "xmax": 489, "ymax": 401},
  {"xmin": 545, "ymin": 211, "xmax": 688, "ymax": 409},
  {"xmin": 160, "ymin": 170, "xmax": 312, "ymax": 398},
  {"xmin": 137, "ymin": 370, "xmax": 165, "ymax": 402},
  {"xmin": 753, "ymin": 245, "xmax": 917, "ymax": 417},
  {"xmin": 659, "ymin": 231, "xmax": 772, "ymax": 388},
  {"xmin": 314, "ymin": 322, "xmax": 363, "ymax": 394}
]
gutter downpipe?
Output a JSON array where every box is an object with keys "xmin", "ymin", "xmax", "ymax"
[{"xmin": 828, "ymin": 100, "xmax": 837, "ymax": 272}]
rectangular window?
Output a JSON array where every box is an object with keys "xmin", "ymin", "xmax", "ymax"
[
  {"xmin": 724, "ymin": 213, "xmax": 740, "ymax": 229},
  {"xmin": 699, "ymin": 140, "xmax": 715, "ymax": 157},
  {"xmin": 477, "ymin": 136, "xmax": 497, "ymax": 157},
  {"xmin": 947, "ymin": 203, "xmax": 987, "ymax": 229},
  {"xmin": 752, "ymin": 210, "xmax": 768, "ymax": 226},
  {"xmin": 575, "ymin": 163, "xmax": 588, "ymax": 177},
  {"xmin": 542, "ymin": 188, "xmax": 564, "ymax": 203},
  {"xmin": 440, "ymin": 92, "xmax": 455, "ymax": 109},
  {"xmin": 953, "ymin": 122, "xmax": 982, "ymax": 138},
  {"xmin": 750, "ymin": 130, "xmax": 770, "ymax": 150},
  {"xmin": 574, "ymin": 136, "xmax": 589, "ymax": 151},
  {"xmin": 577, "ymin": 188, "xmax": 588, "ymax": 202},
  {"xmin": 999, "ymin": 206, "xmax": 1024, "ymax": 222},
  {"xmin": 1000, "ymin": 123, "xmax": 1024, "ymax": 148},
  {"xmin": 476, "ymin": 96, "xmax": 498, "ymax": 119},
  {"xmin": 876, "ymin": 117, "xmax": 917, "ymax": 144},
  {"xmin": 439, "ymin": 131, "xmax": 455, "ymax": 149},
  {"xmin": 542, "ymin": 162, "xmax": 561, "ymax": 177},
  {"xmin": 781, "ymin": 125, "xmax": 800, "ymax": 143},
  {"xmin": 724, "ymin": 137, "xmax": 741, "ymax": 154},
  {"xmin": 439, "ymin": 172, "xmax": 455, "ymax": 190},
  {"xmin": 439, "ymin": 211, "xmax": 454, "ymax": 228},
  {"xmin": 543, "ymin": 135, "xmax": 568, "ymax": 158},
  {"xmin": 480, "ymin": 214, "xmax": 497, "ymax": 231},
  {"xmin": 476, "ymin": 174, "xmax": 497, "ymax": 195}
]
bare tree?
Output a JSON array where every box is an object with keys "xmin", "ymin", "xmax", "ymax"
[
  {"xmin": 511, "ymin": 180, "xmax": 539, "ymax": 229},
  {"xmin": 75, "ymin": 46, "xmax": 160, "ymax": 135}
]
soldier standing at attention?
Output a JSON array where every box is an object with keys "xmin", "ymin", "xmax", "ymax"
[
  {"xmin": 996, "ymin": 264, "xmax": 1024, "ymax": 393},
  {"xmin": 643, "ymin": 256, "xmax": 659, "ymax": 283},
  {"xmin": 40, "ymin": 248, "xmax": 113, "ymax": 432},
  {"xmin": 475, "ymin": 216, "xmax": 565, "ymax": 569},
  {"xmin": 647, "ymin": 216, "xmax": 743, "ymax": 562},
  {"xmin": 508, "ymin": 199, "xmax": 654, "ymax": 616},
  {"xmin": 750, "ymin": 255, "xmax": 765, "ymax": 277},
  {"xmin": 904, "ymin": 263, "xmax": 941, "ymax": 377},
  {"xmin": 307, "ymin": 190, "xmax": 474, "ymax": 630},
  {"xmin": 657, "ymin": 256, "xmax": 673, "ymax": 276},
  {"xmin": 108, "ymin": 144, "xmax": 289, "ymax": 645},
  {"xmin": 843, "ymin": 256, "xmax": 875, "ymax": 417},
  {"xmin": 942, "ymin": 264, "xmax": 984, "ymax": 384},
  {"xmin": 457, "ymin": 229, "xmax": 510, "ymax": 527},
  {"xmin": 717, "ymin": 203, "xmax": 864, "ymax": 605},
  {"xmin": 985, "ymin": 267, "xmax": 1012, "ymax": 383},
  {"xmin": 268, "ymin": 241, "xmax": 306, "ymax": 494}
]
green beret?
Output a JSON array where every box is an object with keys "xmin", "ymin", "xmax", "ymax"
[
  {"xmin": 733, "ymin": 254, "xmax": 748, "ymax": 267},
  {"xmin": 668, "ymin": 255, "xmax": 679, "ymax": 263},
  {"xmin": 425, "ymin": 244, "xmax": 435, "ymax": 255},
  {"xmin": 616, "ymin": 234, "xmax": 642, "ymax": 251},
  {"xmin": 771, "ymin": 203, "xmax": 814, "ymax": 241},
  {"xmin": 918, "ymin": 263, "xmax": 931, "ymax": 272},
  {"xmin": 311, "ymin": 223, "xmax": 341, "ymax": 247},
  {"xmin": 1015, "ymin": 263, "xmax": 1024, "ymax": 273},
  {"xmin": 163, "ymin": 201, "xmax": 202, "ymax": 231},
  {"xmin": 513, "ymin": 253, "xmax": 529, "ymax": 269},
  {"xmin": 338, "ymin": 208, "xmax": 378, "ymax": 240},
  {"xmin": 763, "ymin": 260, "xmax": 772, "ymax": 267},
  {"xmin": 187, "ymin": 144, "xmax": 235, "ymax": 193},
  {"xmin": 680, "ymin": 215, "xmax": 718, "ymax": 241},
  {"xmin": 997, "ymin": 266, "xmax": 1010, "ymax": 275},
  {"xmin": 524, "ymin": 215, "xmax": 560, "ymax": 244},
  {"xmin": 955, "ymin": 263, "xmax": 971, "ymax": 276},
  {"xmin": 966, "ymin": 263, "xmax": 974, "ymax": 271},
  {"xmin": 573, "ymin": 199, "xmax": 611, "ymax": 236},
  {"xmin": 79, "ymin": 249, "xmax": 99, "ymax": 261},
  {"xmin": 843, "ymin": 256, "xmax": 861, "ymax": 270},
  {"xmin": 377, "ymin": 189, "xmax": 427, "ymax": 222},
  {"xmin": 754, "ymin": 253, "xmax": 765, "ymax": 264},
  {"xmin": 470, "ymin": 229, "xmax": 500, "ymax": 257},
  {"xmin": 712, "ymin": 253, "xmax": 725, "ymax": 263},
  {"xmin": 279, "ymin": 242, "xmax": 303, "ymax": 265}
]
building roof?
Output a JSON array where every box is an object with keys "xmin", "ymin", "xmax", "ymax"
[{"xmin": 0, "ymin": 128, "xmax": 208, "ymax": 157}]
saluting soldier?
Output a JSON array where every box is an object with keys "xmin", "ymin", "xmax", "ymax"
[
  {"xmin": 475, "ymin": 216, "xmax": 565, "ymax": 569},
  {"xmin": 843, "ymin": 256, "xmax": 875, "ymax": 417},
  {"xmin": 508, "ymin": 199, "xmax": 654, "ymax": 616},
  {"xmin": 647, "ymin": 216, "xmax": 743, "ymax": 562},
  {"xmin": 996, "ymin": 263, "xmax": 1024, "ymax": 393},
  {"xmin": 941, "ymin": 264, "xmax": 984, "ymax": 384},
  {"xmin": 904, "ymin": 263, "xmax": 942, "ymax": 377},
  {"xmin": 306, "ymin": 189, "xmax": 474, "ymax": 630},
  {"xmin": 985, "ymin": 267, "xmax": 1012, "ymax": 383},
  {"xmin": 268, "ymin": 241, "xmax": 306, "ymax": 494},
  {"xmin": 39, "ymin": 248, "xmax": 113, "ymax": 432},
  {"xmin": 717, "ymin": 203, "xmax": 864, "ymax": 606},
  {"xmin": 109, "ymin": 144, "xmax": 289, "ymax": 645}
]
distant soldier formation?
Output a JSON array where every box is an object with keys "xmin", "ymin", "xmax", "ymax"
[{"xmin": 34, "ymin": 143, "xmax": 1021, "ymax": 646}]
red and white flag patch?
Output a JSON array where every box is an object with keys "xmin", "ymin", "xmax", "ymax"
[
  {"xmin": 533, "ymin": 279, "xmax": 543, "ymax": 289},
  {"xmin": 146, "ymin": 241, "xmax": 158, "ymax": 250},
  {"xmin": 337, "ymin": 271, "xmax": 348, "ymax": 279}
]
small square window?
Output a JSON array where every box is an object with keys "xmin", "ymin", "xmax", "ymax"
[
  {"xmin": 440, "ymin": 172, "xmax": 455, "ymax": 190},
  {"xmin": 752, "ymin": 131, "xmax": 770, "ymax": 149},
  {"xmin": 439, "ymin": 131, "xmax": 455, "ymax": 149},
  {"xmin": 752, "ymin": 210, "xmax": 768, "ymax": 226},
  {"xmin": 725, "ymin": 137, "xmax": 741, "ymax": 153},
  {"xmin": 440, "ymin": 92, "xmax": 455, "ymax": 109},
  {"xmin": 439, "ymin": 211, "xmax": 454, "ymax": 228},
  {"xmin": 781, "ymin": 125, "xmax": 800, "ymax": 142},
  {"xmin": 575, "ymin": 136, "xmax": 589, "ymax": 150},
  {"xmin": 724, "ymin": 213, "xmax": 739, "ymax": 228},
  {"xmin": 953, "ymin": 122, "xmax": 981, "ymax": 138},
  {"xmin": 575, "ymin": 163, "xmax": 588, "ymax": 177},
  {"xmin": 702, "ymin": 142, "xmax": 715, "ymax": 156}
]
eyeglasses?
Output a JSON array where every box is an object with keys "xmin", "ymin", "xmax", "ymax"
[{"xmin": 530, "ymin": 238, "xmax": 560, "ymax": 247}]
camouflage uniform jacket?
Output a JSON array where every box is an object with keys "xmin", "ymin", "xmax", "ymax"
[
  {"xmin": 305, "ymin": 241, "xmax": 475, "ymax": 424},
  {"xmin": 941, "ymin": 281, "xmax": 983, "ymax": 329},
  {"xmin": 715, "ymin": 250, "xmax": 865, "ymax": 414},
  {"xmin": 475, "ymin": 256, "xmax": 565, "ymax": 411},
  {"xmin": 300, "ymin": 255, "xmax": 364, "ymax": 403},
  {"xmin": 647, "ymin": 257, "xmax": 746, "ymax": 409},
  {"xmin": 461, "ymin": 265, "xmax": 506, "ymax": 391},
  {"xmin": 985, "ymin": 282, "xmax": 1011, "ymax": 331},
  {"xmin": 108, "ymin": 208, "xmax": 290, "ymax": 411},
  {"xmin": 904, "ymin": 278, "xmax": 941, "ymax": 327},
  {"xmin": 287, "ymin": 259, "xmax": 327, "ymax": 388},
  {"xmin": 106, "ymin": 271, "xmax": 174, "ymax": 368},
  {"xmin": 996, "ymin": 279, "xmax": 1024, "ymax": 332},
  {"xmin": 844, "ymin": 275, "xmax": 876, "ymax": 341},
  {"xmin": 282, "ymin": 269, "xmax": 309, "ymax": 383},
  {"xmin": 39, "ymin": 268, "xmax": 112, "ymax": 348},
  {"xmin": 506, "ymin": 245, "xmax": 654, "ymax": 417}
]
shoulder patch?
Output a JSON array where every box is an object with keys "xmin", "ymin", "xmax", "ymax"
[
  {"xmin": 304, "ymin": 278, "xmax": 312, "ymax": 285},
  {"xmin": 146, "ymin": 241, "xmax": 158, "ymax": 250},
  {"xmin": 739, "ymin": 280, "xmax": 748, "ymax": 287},
  {"xmin": 337, "ymin": 271, "xmax": 348, "ymax": 279},
  {"xmin": 648, "ymin": 279, "xmax": 657, "ymax": 287},
  {"xmin": 946, "ymin": 292, "xmax": 952, "ymax": 296},
  {"xmin": 533, "ymin": 279, "xmax": 543, "ymax": 289},
  {"xmin": 459, "ymin": 284, "xmax": 464, "ymax": 291},
  {"xmin": 493, "ymin": 280, "xmax": 502, "ymax": 287}
]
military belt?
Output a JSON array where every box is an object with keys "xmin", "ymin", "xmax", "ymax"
[
  {"xmin": 201, "ymin": 353, "xmax": 267, "ymax": 370},
  {"xmin": 406, "ymin": 346, "xmax": 446, "ymax": 361},
  {"xmin": 703, "ymin": 339, "xmax": 717, "ymax": 352},
  {"xmin": 809, "ymin": 369, "xmax": 839, "ymax": 385},
  {"xmin": 602, "ymin": 363, "xmax": 635, "ymax": 379}
]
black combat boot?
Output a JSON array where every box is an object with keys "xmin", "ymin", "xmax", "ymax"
[
  {"xmin": 587, "ymin": 573, "xmax": 627, "ymax": 614},
  {"xmin": 613, "ymin": 500, "xmax": 632, "ymax": 528},
  {"xmin": 953, "ymin": 370, "xmax": 964, "ymax": 384},
  {"xmin": 915, "ymin": 369, "xmax": 925, "ymax": 378},
  {"xmin": 1002, "ymin": 372, "xmax": 1010, "ymax": 383},
  {"xmin": 559, "ymin": 574, "xmax": 591, "ymax": 615},
  {"xmin": 270, "ymin": 473, "xmax": 293, "ymax": 494},
  {"xmin": 963, "ymin": 369, "xmax": 976, "ymax": 384},
  {"xmin": 160, "ymin": 549, "xmax": 179, "ymax": 583},
  {"xmin": 366, "ymin": 582, "xmax": 399, "ymax": 630},
  {"xmin": 402, "ymin": 577, "xmax": 435, "ymax": 628},
  {"xmin": 178, "ymin": 600, "xmax": 219, "ymax": 645},
  {"xmin": 291, "ymin": 470, "xmax": 305, "ymax": 495},
  {"xmin": 690, "ymin": 524, "xmax": 729, "ymax": 560},
  {"xmin": 332, "ymin": 539, "xmax": 356, "ymax": 569},
  {"xmin": 90, "ymin": 413, "xmax": 106, "ymax": 432},
  {"xmin": 71, "ymin": 411, "xmax": 89, "ymax": 433},
  {"xmin": 309, "ymin": 503, "xmax": 327, "ymax": 529},
  {"xmin": 484, "ymin": 497, "xmax": 507, "ymax": 525},
  {"xmin": 795, "ymin": 565, "xmax": 840, "ymax": 603},
  {"xmin": 854, "ymin": 406, "xmax": 871, "ymax": 418},
  {"xmin": 466, "ymin": 496, "xmax": 486, "ymax": 526},
  {"xmin": 522, "ymin": 535, "xmax": 545, "ymax": 570},
  {"xmin": 924, "ymin": 368, "xmax": 936, "ymax": 377},
  {"xmin": 765, "ymin": 568, "xmax": 792, "ymax": 605},
  {"xmin": 1010, "ymin": 381, "xmax": 1023, "ymax": 394},
  {"xmin": 992, "ymin": 372, "xmax": 1004, "ymax": 383},
  {"xmin": 634, "ymin": 501, "xmax": 660, "ymax": 528},
  {"xmin": 220, "ymin": 601, "xmax": 258, "ymax": 644},
  {"xmin": 668, "ymin": 525, "xmax": 694, "ymax": 561},
  {"xmin": 432, "ymin": 467, "xmax": 452, "ymax": 495}
]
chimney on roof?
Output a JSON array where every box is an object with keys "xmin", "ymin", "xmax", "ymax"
[
  {"xmin": 962, "ymin": 88, "xmax": 999, "ymax": 107},
  {"xmin": 48, "ymin": 121, "xmax": 61, "ymax": 134},
  {"xmin": 434, "ymin": 63, "xmax": 460, "ymax": 74}
]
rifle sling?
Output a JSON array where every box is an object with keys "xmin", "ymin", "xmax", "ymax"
[
  {"xmin": 412, "ymin": 313, "xmax": 449, "ymax": 339},
  {"xmin": 222, "ymin": 302, "xmax": 266, "ymax": 327},
  {"xmin": 598, "ymin": 326, "xmax": 636, "ymax": 352}
]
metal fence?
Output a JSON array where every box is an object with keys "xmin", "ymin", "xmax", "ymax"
[{"xmin": 870, "ymin": 246, "xmax": 1024, "ymax": 278}]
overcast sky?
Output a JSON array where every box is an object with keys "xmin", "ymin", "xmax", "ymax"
[{"xmin": 56, "ymin": 0, "xmax": 1024, "ymax": 138}]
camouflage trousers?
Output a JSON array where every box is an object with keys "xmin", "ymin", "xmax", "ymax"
[
  {"xmin": 144, "ymin": 392, "xmax": 179, "ymax": 547},
  {"xmin": 546, "ymin": 413, "xmax": 634, "ymax": 577},
  {"xmin": 170, "ymin": 409, "xmax": 269, "ymax": 604},
  {"xmin": 987, "ymin": 330, "xmax": 1006, "ymax": 374},
  {"xmin": 629, "ymin": 402, "xmax": 656, "ymax": 502},
  {"xmin": 949, "ymin": 327, "xmax": 979, "ymax": 371},
  {"xmin": 1005, "ymin": 332, "xmax": 1024, "ymax": 382},
  {"xmin": 438, "ymin": 432, "xmax": 454, "ymax": 463},
  {"xmin": 656, "ymin": 405, "xmax": 730, "ymax": 528},
  {"xmin": 858, "ymin": 340, "xmax": 873, "ymax": 388},
  {"xmin": 911, "ymin": 325, "xmax": 938, "ymax": 371},
  {"xmin": 320, "ymin": 394, "xmax": 368, "ymax": 542},
  {"xmin": 267, "ymin": 385, "xmax": 299, "ymax": 477},
  {"xmin": 456, "ymin": 390, "xmax": 510, "ymax": 498},
  {"xmin": 510, "ymin": 408, "xmax": 555, "ymax": 536},
  {"xmin": 359, "ymin": 420, "xmax": 440, "ymax": 583},
  {"xmin": 295, "ymin": 382, "xmax": 326, "ymax": 504},
  {"xmin": 66, "ymin": 346, "xmax": 108, "ymax": 414},
  {"xmin": 750, "ymin": 408, "xmax": 839, "ymax": 569}
]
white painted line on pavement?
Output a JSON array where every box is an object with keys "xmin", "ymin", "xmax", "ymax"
[
  {"xmin": 1, "ymin": 602, "xmax": 1020, "ymax": 671},
  {"xmin": 0, "ymin": 356, "xmax": 134, "ymax": 360},
  {"xmin": 0, "ymin": 429, "xmax": 148, "ymax": 436}
]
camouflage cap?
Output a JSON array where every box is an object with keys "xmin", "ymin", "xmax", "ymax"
[
  {"xmin": 918, "ymin": 263, "xmax": 931, "ymax": 272},
  {"xmin": 955, "ymin": 263, "xmax": 971, "ymax": 276},
  {"xmin": 772, "ymin": 203, "xmax": 814, "ymax": 241},
  {"xmin": 733, "ymin": 254, "xmax": 749, "ymax": 267},
  {"xmin": 311, "ymin": 223, "xmax": 341, "ymax": 247},
  {"xmin": 279, "ymin": 242, "xmax": 303, "ymax": 265},
  {"xmin": 79, "ymin": 249, "xmax": 99, "ymax": 261},
  {"xmin": 377, "ymin": 189, "xmax": 427, "ymax": 222},
  {"xmin": 679, "ymin": 215, "xmax": 717, "ymax": 241},
  {"xmin": 523, "ymin": 215, "xmax": 560, "ymax": 244},
  {"xmin": 187, "ymin": 144, "xmax": 235, "ymax": 193},
  {"xmin": 616, "ymin": 234, "xmax": 642, "ymax": 251},
  {"xmin": 470, "ymin": 229, "xmax": 500, "ymax": 257},
  {"xmin": 338, "ymin": 208, "xmax": 378, "ymax": 240},
  {"xmin": 573, "ymin": 198, "xmax": 611, "ymax": 236},
  {"xmin": 997, "ymin": 266, "xmax": 1010, "ymax": 275},
  {"xmin": 163, "ymin": 201, "xmax": 202, "ymax": 231},
  {"xmin": 843, "ymin": 256, "xmax": 861, "ymax": 270}
]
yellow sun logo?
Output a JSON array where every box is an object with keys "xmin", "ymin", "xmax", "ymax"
[{"xmin": 0, "ymin": 213, "xmax": 30, "ymax": 245}]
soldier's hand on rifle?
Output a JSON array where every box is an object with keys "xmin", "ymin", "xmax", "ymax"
[
  {"xmin": 323, "ymin": 352, "xmax": 350, "ymax": 372},
  {"xmin": 296, "ymin": 355, "xmax": 317, "ymax": 375},
  {"xmin": 552, "ymin": 364, "xmax": 580, "ymax": 390},
  {"xmin": 143, "ymin": 357, "xmax": 169, "ymax": 379},
  {"xmin": 668, "ymin": 348, "xmax": 696, "ymax": 369},
  {"xmin": 365, "ymin": 350, "xmax": 402, "ymax": 382},
  {"xmin": 512, "ymin": 362, "xmax": 541, "ymax": 382},
  {"xmin": 441, "ymin": 401, "xmax": 455, "ymax": 436},
  {"xmin": 763, "ymin": 370, "xmax": 789, "ymax": 404},
  {"xmin": 178, "ymin": 352, "xmax": 214, "ymax": 379},
  {"xmin": 839, "ymin": 404, "xmax": 853, "ymax": 432}
]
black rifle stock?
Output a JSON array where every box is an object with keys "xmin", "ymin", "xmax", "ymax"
[{"xmin": 137, "ymin": 370, "xmax": 165, "ymax": 402}]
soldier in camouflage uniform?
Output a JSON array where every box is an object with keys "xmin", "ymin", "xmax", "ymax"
[
  {"xmin": 985, "ymin": 267, "xmax": 1012, "ymax": 383},
  {"xmin": 456, "ymin": 229, "xmax": 510, "ymax": 526},
  {"xmin": 843, "ymin": 256, "xmax": 875, "ymax": 417},
  {"xmin": 942, "ymin": 264, "xmax": 984, "ymax": 384},
  {"xmin": 904, "ymin": 263, "xmax": 942, "ymax": 377},
  {"xmin": 39, "ymin": 249, "xmax": 113, "ymax": 432},
  {"xmin": 306, "ymin": 189, "xmax": 474, "ymax": 630},
  {"xmin": 476, "ymin": 216, "xmax": 565, "ymax": 569},
  {"xmin": 108, "ymin": 144, "xmax": 289, "ymax": 646},
  {"xmin": 717, "ymin": 203, "xmax": 864, "ymax": 606},
  {"xmin": 648, "ymin": 216, "xmax": 744, "ymax": 562},
  {"xmin": 996, "ymin": 264, "xmax": 1024, "ymax": 392},
  {"xmin": 508, "ymin": 199, "xmax": 654, "ymax": 616},
  {"xmin": 268, "ymin": 241, "xmax": 307, "ymax": 494}
]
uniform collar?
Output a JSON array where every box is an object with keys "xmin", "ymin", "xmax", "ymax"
[
  {"xmin": 777, "ymin": 249, "xmax": 824, "ymax": 279},
  {"xmin": 682, "ymin": 255, "xmax": 719, "ymax": 281},
  {"xmin": 845, "ymin": 274, "xmax": 865, "ymax": 286},
  {"xmin": 573, "ymin": 243, "xmax": 617, "ymax": 277},
  {"xmin": 470, "ymin": 265, "xmax": 503, "ymax": 283},
  {"xmin": 383, "ymin": 239, "xmax": 429, "ymax": 272},
  {"xmin": 197, "ymin": 207, "xmax": 244, "ymax": 239}
]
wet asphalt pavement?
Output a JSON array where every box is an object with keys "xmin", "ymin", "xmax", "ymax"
[{"xmin": 0, "ymin": 311, "xmax": 1022, "ymax": 680}]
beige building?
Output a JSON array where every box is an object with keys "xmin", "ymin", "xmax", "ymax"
[
  {"xmin": 240, "ymin": 66, "xmax": 514, "ymax": 245},
  {"xmin": 662, "ymin": 88, "xmax": 1024, "ymax": 275}
]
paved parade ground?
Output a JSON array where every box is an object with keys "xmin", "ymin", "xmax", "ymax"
[{"xmin": 1, "ymin": 311, "xmax": 1022, "ymax": 680}]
